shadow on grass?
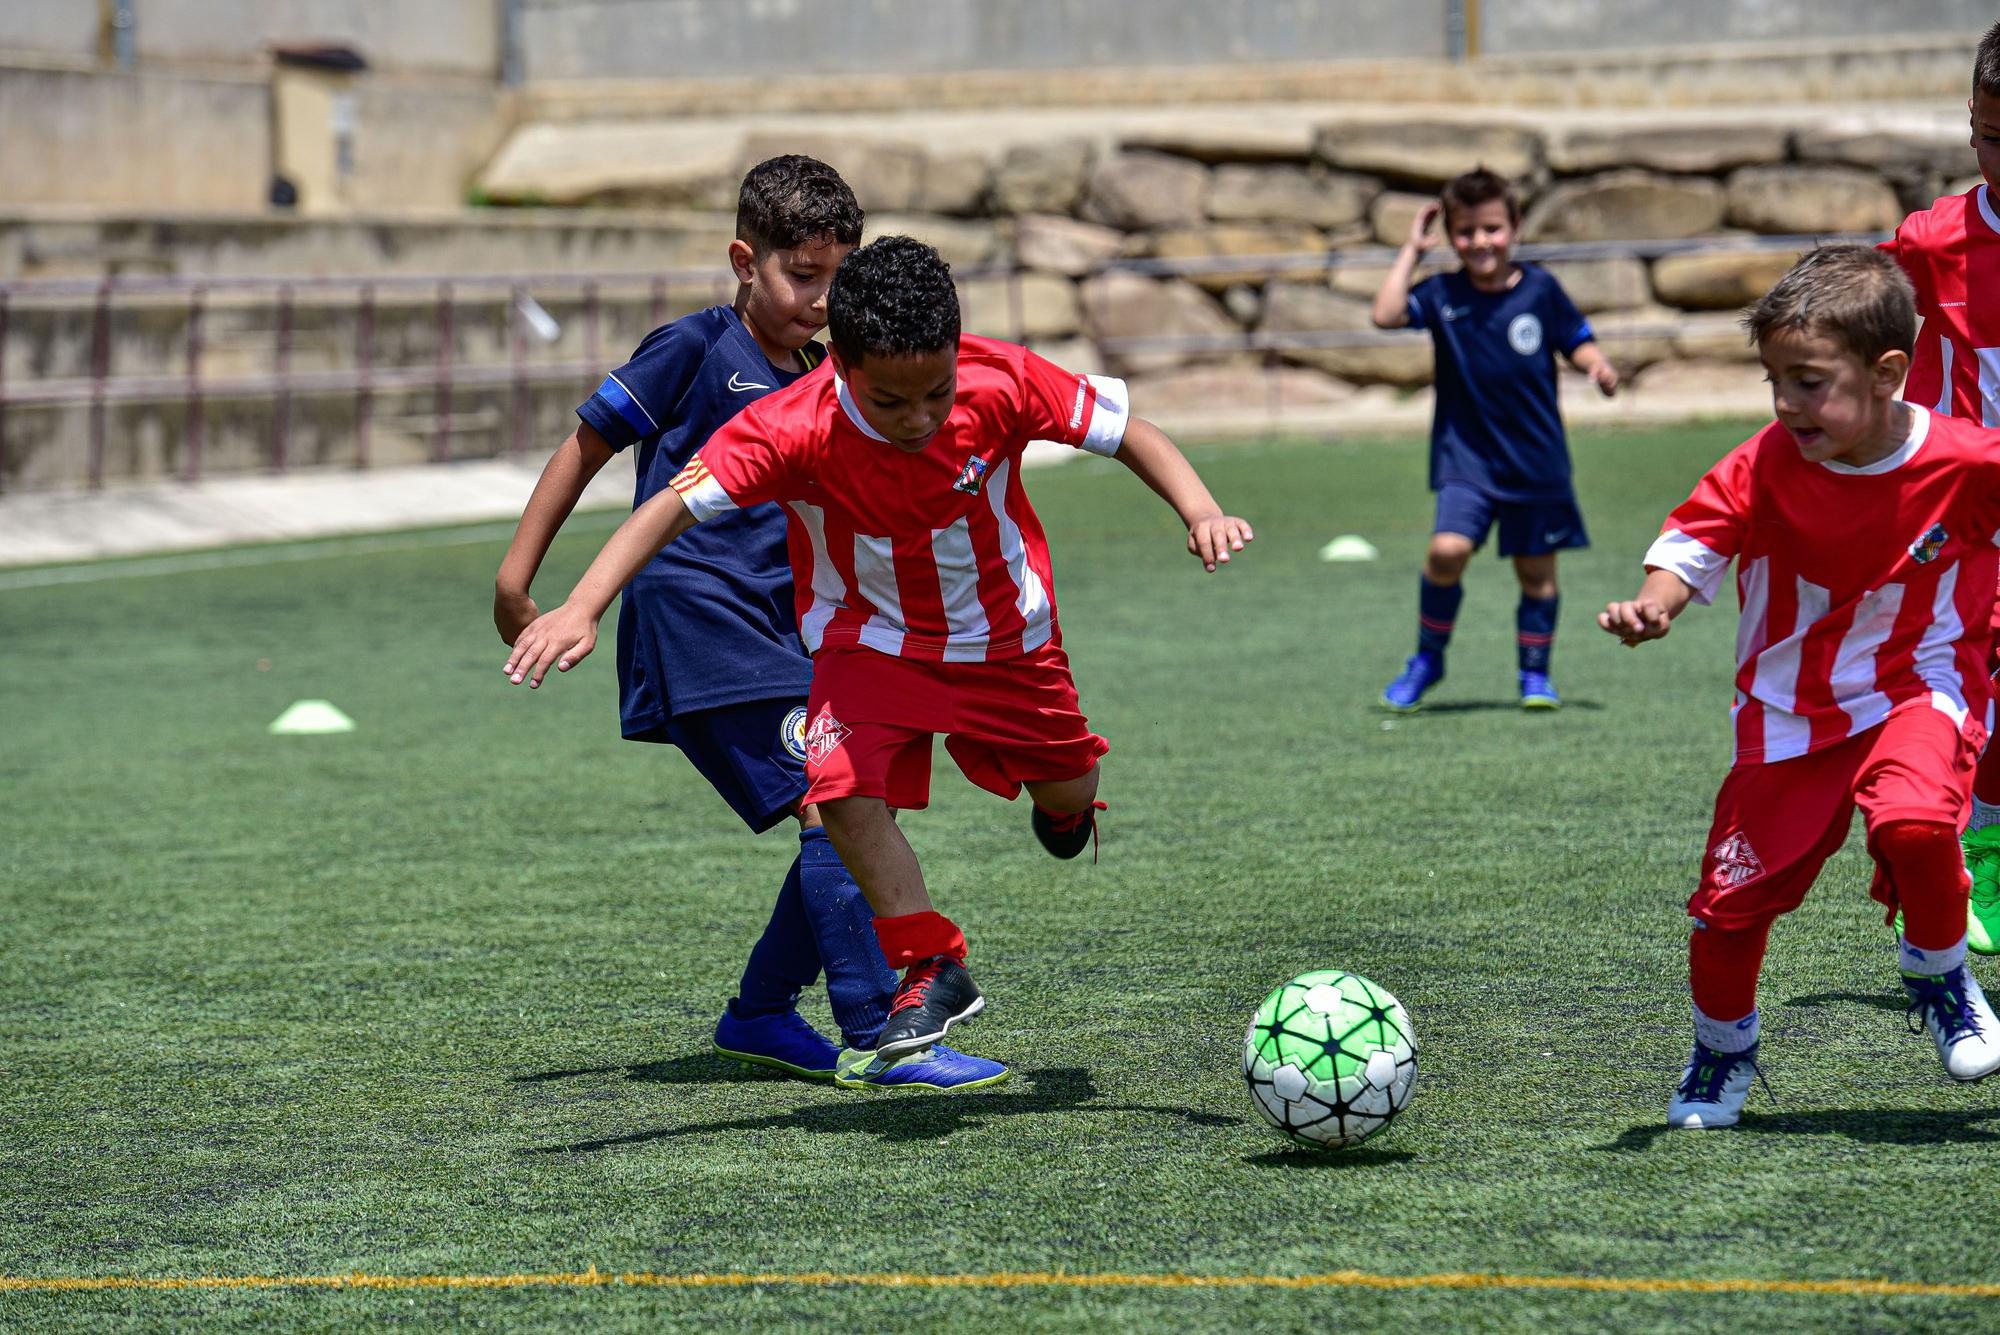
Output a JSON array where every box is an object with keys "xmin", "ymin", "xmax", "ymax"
[
  {"xmin": 1783, "ymin": 990, "xmax": 1905, "ymax": 1014},
  {"xmin": 513, "ymin": 1053, "xmax": 792, "ymax": 1087},
  {"xmin": 1396, "ymin": 699, "xmax": 1605, "ymax": 715},
  {"xmin": 521, "ymin": 1065, "xmax": 1236, "ymax": 1154},
  {"xmin": 1598, "ymin": 1106, "xmax": 2000, "ymax": 1153},
  {"xmin": 1243, "ymin": 1146, "xmax": 1415, "ymax": 1168}
]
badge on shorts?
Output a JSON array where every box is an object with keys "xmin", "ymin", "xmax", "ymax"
[
  {"xmin": 1909, "ymin": 522, "xmax": 1948, "ymax": 564},
  {"xmin": 781, "ymin": 705, "xmax": 810, "ymax": 763},
  {"xmin": 952, "ymin": 455, "xmax": 989, "ymax": 495},
  {"xmin": 1709, "ymin": 831, "xmax": 1764, "ymax": 889},
  {"xmin": 804, "ymin": 704, "xmax": 850, "ymax": 767}
]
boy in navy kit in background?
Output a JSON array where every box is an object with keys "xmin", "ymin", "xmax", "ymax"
[
  {"xmin": 1370, "ymin": 168, "xmax": 1620, "ymax": 713},
  {"xmin": 494, "ymin": 157, "xmax": 1004, "ymax": 1091}
]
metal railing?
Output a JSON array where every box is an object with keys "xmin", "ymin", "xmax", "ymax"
[{"xmin": 0, "ymin": 232, "xmax": 1872, "ymax": 493}]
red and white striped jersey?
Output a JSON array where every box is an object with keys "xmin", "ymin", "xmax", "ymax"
[
  {"xmin": 1883, "ymin": 184, "xmax": 2000, "ymax": 423},
  {"xmin": 1645, "ymin": 408, "xmax": 2000, "ymax": 765},
  {"xmin": 669, "ymin": 335, "xmax": 1129, "ymax": 662}
]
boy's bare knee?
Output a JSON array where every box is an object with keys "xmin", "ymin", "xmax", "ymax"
[
  {"xmin": 1425, "ymin": 537, "xmax": 1473, "ymax": 582},
  {"xmin": 1514, "ymin": 555, "xmax": 1558, "ymax": 599},
  {"xmin": 1025, "ymin": 765, "xmax": 1101, "ymax": 814}
]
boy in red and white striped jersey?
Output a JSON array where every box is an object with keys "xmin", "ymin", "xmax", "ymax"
[
  {"xmin": 1601, "ymin": 245, "xmax": 2000, "ymax": 1130},
  {"xmin": 505, "ymin": 236, "xmax": 1252, "ymax": 1074},
  {"xmin": 1879, "ymin": 19, "xmax": 2000, "ymax": 950}
]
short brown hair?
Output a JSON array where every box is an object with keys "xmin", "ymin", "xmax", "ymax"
[
  {"xmin": 1439, "ymin": 167, "xmax": 1519, "ymax": 228},
  {"xmin": 1978, "ymin": 20, "xmax": 2000, "ymax": 98},
  {"xmin": 1742, "ymin": 244, "xmax": 1916, "ymax": 365},
  {"xmin": 736, "ymin": 155, "xmax": 864, "ymax": 257}
]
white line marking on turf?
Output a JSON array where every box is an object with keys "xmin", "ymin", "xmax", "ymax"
[{"xmin": 0, "ymin": 521, "xmax": 597, "ymax": 592}]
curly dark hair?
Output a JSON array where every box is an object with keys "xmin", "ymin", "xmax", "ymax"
[
  {"xmin": 736, "ymin": 155, "xmax": 864, "ymax": 257},
  {"xmin": 827, "ymin": 235, "xmax": 961, "ymax": 366},
  {"xmin": 1439, "ymin": 166, "xmax": 1519, "ymax": 227}
]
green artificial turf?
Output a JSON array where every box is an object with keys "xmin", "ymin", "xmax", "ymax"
[{"xmin": 5, "ymin": 421, "xmax": 1998, "ymax": 1331}]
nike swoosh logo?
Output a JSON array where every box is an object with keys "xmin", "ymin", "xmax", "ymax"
[
  {"xmin": 728, "ymin": 372, "xmax": 773, "ymax": 392},
  {"xmin": 1543, "ymin": 531, "xmax": 1569, "ymax": 545}
]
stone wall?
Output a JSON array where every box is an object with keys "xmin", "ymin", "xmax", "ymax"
[
  {"xmin": 481, "ymin": 103, "xmax": 1978, "ymax": 409},
  {"xmin": 2, "ymin": 102, "xmax": 1982, "ymax": 490}
]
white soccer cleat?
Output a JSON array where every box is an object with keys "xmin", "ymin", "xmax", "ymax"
[
  {"xmin": 1904, "ymin": 964, "xmax": 2000, "ymax": 1082},
  {"xmin": 1666, "ymin": 1041, "xmax": 1762, "ymax": 1130}
]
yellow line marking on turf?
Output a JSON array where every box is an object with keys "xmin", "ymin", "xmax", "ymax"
[{"xmin": 3, "ymin": 1269, "xmax": 1997, "ymax": 1298}]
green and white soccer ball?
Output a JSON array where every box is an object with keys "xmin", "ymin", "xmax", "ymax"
[{"xmin": 1242, "ymin": 970, "xmax": 1417, "ymax": 1150}]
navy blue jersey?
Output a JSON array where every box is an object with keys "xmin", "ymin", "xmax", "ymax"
[
  {"xmin": 1406, "ymin": 264, "xmax": 1593, "ymax": 503},
  {"xmin": 575, "ymin": 304, "xmax": 820, "ymax": 738}
]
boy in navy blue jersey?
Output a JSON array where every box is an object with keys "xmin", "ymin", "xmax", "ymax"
[
  {"xmin": 1370, "ymin": 168, "xmax": 1620, "ymax": 712},
  {"xmin": 494, "ymin": 156, "xmax": 1004, "ymax": 1091}
]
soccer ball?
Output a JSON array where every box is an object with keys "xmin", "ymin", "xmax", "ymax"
[{"xmin": 1242, "ymin": 970, "xmax": 1417, "ymax": 1150}]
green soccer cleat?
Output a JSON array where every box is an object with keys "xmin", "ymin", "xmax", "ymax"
[
  {"xmin": 1893, "ymin": 827, "xmax": 2000, "ymax": 954},
  {"xmin": 1965, "ymin": 826, "xmax": 2000, "ymax": 955}
]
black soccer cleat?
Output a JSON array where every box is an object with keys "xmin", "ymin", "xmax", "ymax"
[
  {"xmin": 1032, "ymin": 800, "xmax": 1106, "ymax": 861},
  {"xmin": 872, "ymin": 955, "xmax": 984, "ymax": 1061}
]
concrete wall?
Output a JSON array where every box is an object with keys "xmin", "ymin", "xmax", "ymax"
[
  {"xmin": 0, "ymin": 64, "xmax": 511, "ymax": 211},
  {"xmin": 0, "ymin": 0, "xmax": 498, "ymax": 76},
  {"xmin": 1480, "ymin": 0, "xmax": 1993, "ymax": 56},
  {"xmin": 519, "ymin": 0, "xmax": 1987, "ymax": 81},
  {"xmin": 519, "ymin": 0, "xmax": 1452, "ymax": 81}
]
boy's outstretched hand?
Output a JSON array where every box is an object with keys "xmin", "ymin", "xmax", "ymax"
[
  {"xmin": 503, "ymin": 603, "xmax": 601, "ymax": 687},
  {"xmin": 1188, "ymin": 515, "xmax": 1254, "ymax": 572},
  {"xmin": 493, "ymin": 587, "xmax": 540, "ymax": 646},
  {"xmin": 1598, "ymin": 597, "xmax": 1673, "ymax": 646}
]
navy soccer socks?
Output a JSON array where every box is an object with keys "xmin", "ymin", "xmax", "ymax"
[
  {"xmin": 1417, "ymin": 576, "xmax": 1462, "ymax": 657},
  {"xmin": 729, "ymin": 851, "xmax": 821, "ymax": 1021},
  {"xmin": 1517, "ymin": 594, "xmax": 1559, "ymax": 673},
  {"xmin": 795, "ymin": 825, "xmax": 895, "ymax": 1048}
]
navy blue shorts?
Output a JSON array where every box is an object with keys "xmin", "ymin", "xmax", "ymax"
[
  {"xmin": 664, "ymin": 698, "xmax": 811, "ymax": 834},
  {"xmin": 1434, "ymin": 483, "xmax": 1589, "ymax": 558}
]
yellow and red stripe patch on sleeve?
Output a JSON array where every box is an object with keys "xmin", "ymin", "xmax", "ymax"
[{"xmin": 668, "ymin": 458, "xmax": 713, "ymax": 495}]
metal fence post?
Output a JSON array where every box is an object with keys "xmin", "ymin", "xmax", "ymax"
[
  {"xmin": 272, "ymin": 283, "xmax": 293, "ymax": 473},
  {"xmin": 1446, "ymin": 0, "xmax": 1479, "ymax": 61},
  {"xmin": 0, "ymin": 288, "xmax": 10, "ymax": 493},
  {"xmin": 509, "ymin": 282, "xmax": 529, "ymax": 459},
  {"xmin": 184, "ymin": 285, "xmax": 205, "ymax": 483},
  {"xmin": 435, "ymin": 280, "xmax": 454, "ymax": 463},
  {"xmin": 87, "ymin": 280, "xmax": 111, "ymax": 490},
  {"xmin": 355, "ymin": 282, "xmax": 374, "ymax": 470}
]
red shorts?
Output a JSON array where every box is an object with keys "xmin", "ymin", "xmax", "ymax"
[
  {"xmin": 801, "ymin": 642, "xmax": 1110, "ymax": 811},
  {"xmin": 1691, "ymin": 703, "xmax": 1984, "ymax": 931}
]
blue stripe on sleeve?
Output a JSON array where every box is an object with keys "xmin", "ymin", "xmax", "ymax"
[{"xmin": 595, "ymin": 374, "xmax": 659, "ymax": 438}]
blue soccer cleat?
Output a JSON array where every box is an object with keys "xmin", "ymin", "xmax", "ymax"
[
  {"xmin": 1519, "ymin": 670, "xmax": 1561, "ymax": 710},
  {"xmin": 833, "ymin": 1044, "xmax": 1009, "ymax": 1091},
  {"xmin": 1381, "ymin": 651, "xmax": 1445, "ymax": 713},
  {"xmin": 712, "ymin": 1007, "xmax": 840, "ymax": 1081}
]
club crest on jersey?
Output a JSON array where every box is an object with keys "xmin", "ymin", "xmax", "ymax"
[
  {"xmin": 804, "ymin": 705, "xmax": 850, "ymax": 767},
  {"xmin": 1709, "ymin": 831, "xmax": 1764, "ymax": 889},
  {"xmin": 1909, "ymin": 522, "xmax": 1949, "ymax": 564},
  {"xmin": 952, "ymin": 455, "xmax": 990, "ymax": 495},
  {"xmin": 780, "ymin": 706, "xmax": 810, "ymax": 763}
]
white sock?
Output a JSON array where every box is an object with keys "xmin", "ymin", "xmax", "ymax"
[
  {"xmin": 1693, "ymin": 1004, "xmax": 1759, "ymax": 1054},
  {"xmin": 1971, "ymin": 797, "xmax": 2000, "ymax": 834},
  {"xmin": 1900, "ymin": 933, "xmax": 1969, "ymax": 977}
]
